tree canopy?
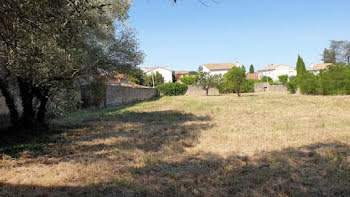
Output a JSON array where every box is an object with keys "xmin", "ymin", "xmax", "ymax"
[
  {"xmin": 0, "ymin": 0, "xmax": 143, "ymax": 129},
  {"xmin": 197, "ymin": 72, "xmax": 218, "ymax": 96},
  {"xmin": 224, "ymin": 66, "xmax": 247, "ymax": 97}
]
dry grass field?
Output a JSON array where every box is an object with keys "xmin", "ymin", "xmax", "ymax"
[{"xmin": 1, "ymin": 92, "xmax": 350, "ymax": 196}]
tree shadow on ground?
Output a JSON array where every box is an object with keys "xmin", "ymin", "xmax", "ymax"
[
  {"xmin": 0, "ymin": 142, "xmax": 349, "ymax": 197},
  {"xmin": 0, "ymin": 106, "xmax": 212, "ymax": 160}
]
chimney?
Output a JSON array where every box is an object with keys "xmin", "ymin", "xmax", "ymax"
[{"xmin": 236, "ymin": 60, "xmax": 240, "ymax": 67}]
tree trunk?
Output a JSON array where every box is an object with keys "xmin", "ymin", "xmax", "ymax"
[
  {"xmin": 237, "ymin": 91, "xmax": 241, "ymax": 97},
  {"xmin": 0, "ymin": 79, "xmax": 19, "ymax": 125},
  {"xmin": 17, "ymin": 77, "xmax": 34, "ymax": 129},
  {"xmin": 35, "ymin": 87, "xmax": 49, "ymax": 124},
  {"xmin": 205, "ymin": 88, "xmax": 209, "ymax": 96}
]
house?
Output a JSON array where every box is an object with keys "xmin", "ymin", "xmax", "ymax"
[
  {"xmin": 142, "ymin": 66, "xmax": 173, "ymax": 83},
  {"xmin": 306, "ymin": 63, "xmax": 333, "ymax": 75},
  {"xmin": 246, "ymin": 73, "xmax": 259, "ymax": 80},
  {"xmin": 202, "ymin": 62, "xmax": 237, "ymax": 75},
  {"xmin": 174, "ymin": 71, "xmax": 189, "ymax": 82},
  {"xmin": 257, "ymin": 64, "xmax": 296, "ymax": 81}
]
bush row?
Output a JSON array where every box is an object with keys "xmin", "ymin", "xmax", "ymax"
[
  {"xmin": 156, "ymin": 83, "xmax": 188, "ymax": 96},
  {"xmin": 286, "ymin": 64, "xmax": 350, "ymax": 95}
]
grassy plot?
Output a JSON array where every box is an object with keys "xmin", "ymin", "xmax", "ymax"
[{"xmin": 1, "ymin": 92, "xmax": 350, "ymax": 196}]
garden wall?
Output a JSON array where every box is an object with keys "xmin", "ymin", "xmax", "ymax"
[
  {"xmin": 254, "ymin": 82, "xmax": 288, "ymax": 93},
  {"xmin": 185, "ymin": 85, "xmax": 219, "ymax": 96},
  {"xmin": 106, "ymin": 85, "xmax": 159, "ymax": 106}
]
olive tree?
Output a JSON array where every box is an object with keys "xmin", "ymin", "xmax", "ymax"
[{"xmin": 0, "ymin": 0, "xmax": 143, "ymax": 129}]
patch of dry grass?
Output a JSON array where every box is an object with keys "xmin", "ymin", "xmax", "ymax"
[{"xmin": 1, "ymin": 92, "xmax": 350, "ymax": 196}]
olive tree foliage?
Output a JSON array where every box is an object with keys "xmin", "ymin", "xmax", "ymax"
[
  {"xmin": 323, "ymin": 40, "xmax": 350, "ymax": 64},
  {"xmin": 0, "ymin": 0, "xmax": 143, "ymax": 129},
  {"xmin": 197, "ymin": 72, "xmax": 219, "ymax": 96}
]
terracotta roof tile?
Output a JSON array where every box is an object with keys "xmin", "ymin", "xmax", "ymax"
[
  {"xmin": 246, "ymin": 73, "xmax": 259, "ymax": 80},
  {"xmin": 203, "ymin": 63, "xmax": 236, "ymax": 71},
  {"xmin": 258, "ymin": 64, "xmax": 294, "ymax": 72},
  {"xmin": 306, "ymin": 63, "xmax": 333, "ymax": 71}
]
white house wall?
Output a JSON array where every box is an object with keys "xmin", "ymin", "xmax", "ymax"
[
  {"xmin": 202, "ymin": 66, "xmax": 229, "ymax": 75},
  {"xmin": 258, "ymin": 67, "xmax": 296, "ymax": 81},
  {"xmin": 146, "ymin": 68, "xmax": 173, "ymax": 83}
]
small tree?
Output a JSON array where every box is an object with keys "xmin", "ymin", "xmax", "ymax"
[
  {"xmin": 278, "ymin": 75, "xmax": 288, "ymax": 85},
  {"xmin": 197, "ymin": 72, "xmax": 217, "ymax": 96},
  {"xmin": 249, "ymin": 65, "xmax": 255, "ymax": 73},
  {"xmin": 144, "ymin": 72, "xmax": 164, "ymax": 87},
  {"xmin": 225, "ymin": 66, "xmax": 247, "ymax": 97}
]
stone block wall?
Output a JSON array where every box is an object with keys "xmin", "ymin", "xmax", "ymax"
[
  {"xmin": 254, "ymin": 82, "xmax": 288, "ymax": 93},
  {"xmin": 106, "ymin": 85, "xmax": 159, "ymax": 106}
]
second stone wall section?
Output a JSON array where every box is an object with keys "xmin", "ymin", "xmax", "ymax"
[
  {"xmin": 254, "ymin": 82, "xmax": 288, "ymax": 93},
  {"xmin": 106, "ymin": 85, "xmax": 159, "ymax": 106}
]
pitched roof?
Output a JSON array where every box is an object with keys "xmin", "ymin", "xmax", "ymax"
[
  {"xmin": 203, "ymin": 63, "xmax": 236, "ymax": 71},
  {"xmin": 246, "ymin": 73, "xmax": 259, "ymax": 80},
  {"xmin": 174, "ymin": 71, "xmax": 189, "ymax": 75},
  {"xmin": 258, "ymin": 64, "xmax": 294, "ymax": 72},
  {"xmin": 142, "ymin": 66, "xmax": 171, "ymax": 73},
  {"xmin": 306, "ymin": 63, "xmax": 333, "ymax": 71}
]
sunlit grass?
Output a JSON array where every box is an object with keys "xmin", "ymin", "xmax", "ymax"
[{"xmin": 0, "ymin": 92, "xmax": 349, "ymax": 196}]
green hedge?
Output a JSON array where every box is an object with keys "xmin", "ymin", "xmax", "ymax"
[{"xmin": 156, "ymin": 83, "xmax": 188, "ymax": 96}]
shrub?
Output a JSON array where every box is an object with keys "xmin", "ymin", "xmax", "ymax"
[
  {"xmin": 260, "ymin": 76, "xmax": 273, "ymax": 83},
  {"xmin": 156, "ymin": 83, "xmax": 188, "ymax": 96},
  {"xmin": 298, "ymin": 72, "xmax": 319, "ymax": 95},
  {"xmin": 278, "ymin": 75, "xmax": 288, "ymax": 85},
  {"xmin": 180, "ymin": 76, "xmax": 196, "ymax": 85},
  {"xmin": 286, "ymin": 76, "xmax": 298, "ymax": 94},
  {"xmin": 269, "ymin": 81, "xmax": 280, "ymax": 85},
  {"xmin": 241, "ymin": 79, "xmax": 256, "ymax": 93},
  {"xmin": 215, "ymin": 76, "xmax": 233, "ymax": 94}
]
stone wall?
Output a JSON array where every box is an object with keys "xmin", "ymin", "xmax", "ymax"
[
  {"xmin": 254, "ymin": 82, "xmax": 288, "ymax": 93},
  {"xmin": 185, "ymin": 85, "xmax": 219, "ymax": 96},
  {"xmin": 106, "ymin": 85, "xmax": 159, "ymax": 106}
]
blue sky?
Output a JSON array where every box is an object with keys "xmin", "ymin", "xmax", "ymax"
[{"xmin": 128, "ymin": 0, "xmax": 350, "ymax": 71}]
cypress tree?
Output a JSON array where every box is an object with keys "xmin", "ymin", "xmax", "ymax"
[
  {"xmin": 296, "ymin": 55, "xmax": 306, "ymax": 77},
  {"xmin": 249, "ymin": 65, "xmax": 254, "ymax": 73}
]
